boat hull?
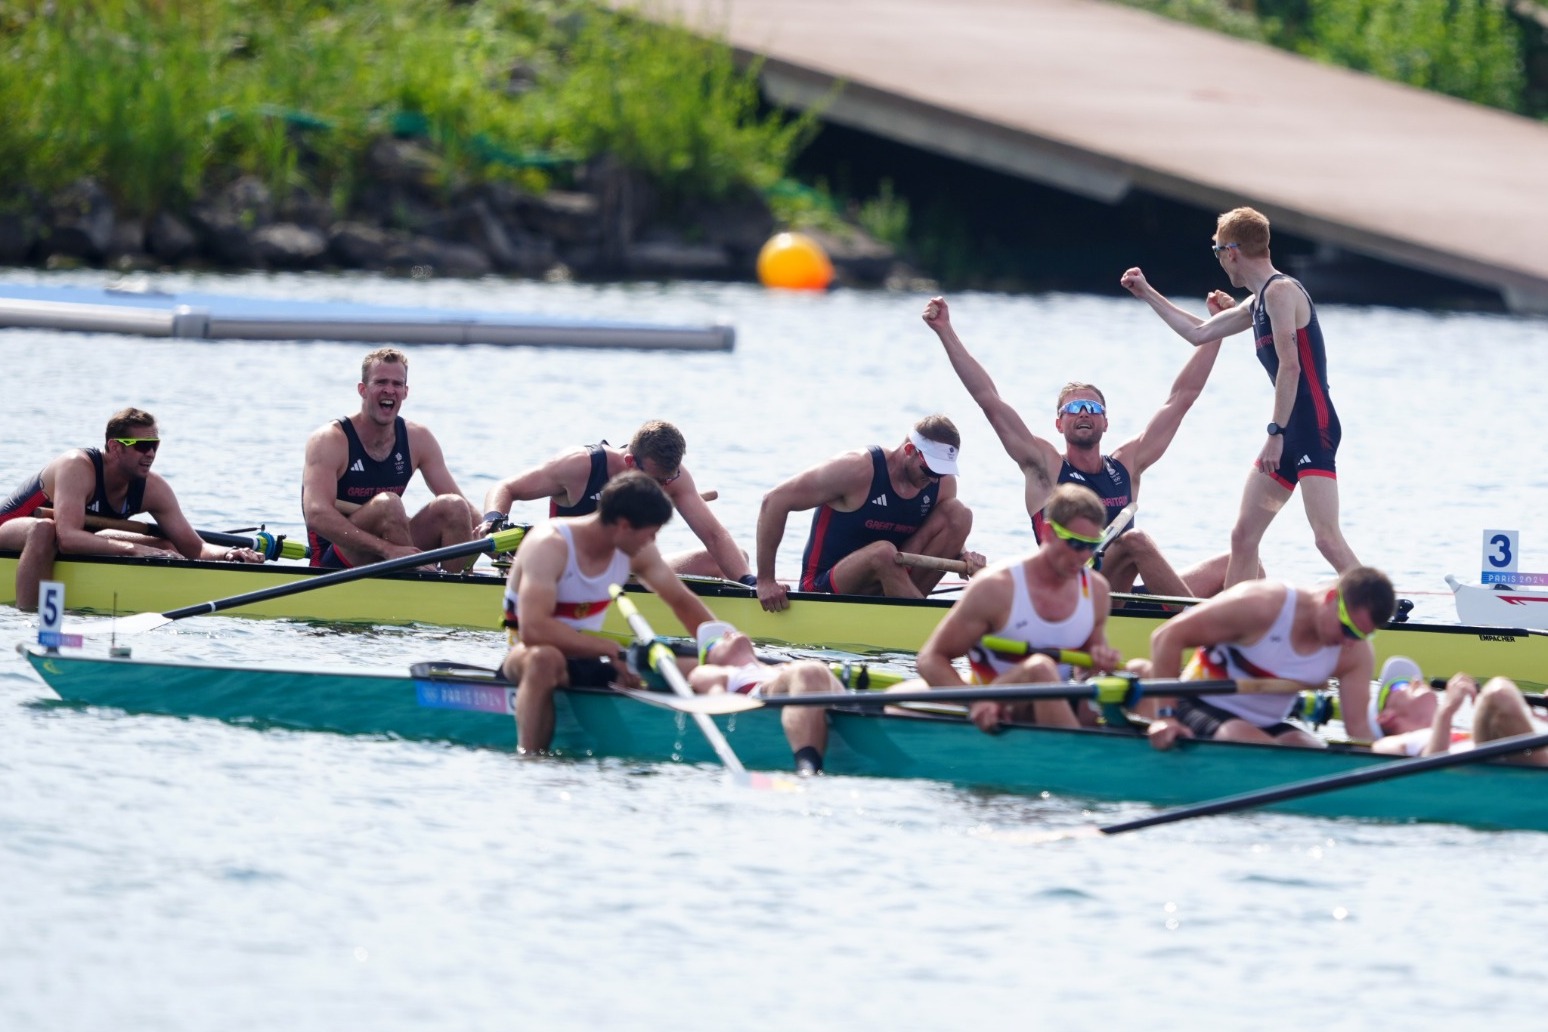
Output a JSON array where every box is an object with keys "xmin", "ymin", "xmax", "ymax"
[
  {"xmin": 1451, "ymin": 575, "xmax": 1548, "ymax": 631},
  {"xmin": 9, "ymin": 552, "xmax": 1548, "ymax": 689},
  {"xmin": 21, "ymin": 646, "xmax": 1548, "ymax": 832}
]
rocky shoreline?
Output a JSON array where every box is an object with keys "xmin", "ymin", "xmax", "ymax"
[{"xmin": 0, "ymin": 138, "xmax": 907, "ymax": 288}]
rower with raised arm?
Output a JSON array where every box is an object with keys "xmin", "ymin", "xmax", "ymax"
[
  {"xmin": 922, "ymin": 293, "xmax": 1244, "ymax": 598},
  {"xmin": 1143, "ymin": 566, "xmax": 1396, "ymax": 749},
  {"xmin": 915, "ymin": 483, "xmax": 1121, "ymax": 733},
  {"xmin": 482, "ymin": 419, "xmax": 752, "ymax": 584},
  {"xmin": 301, "ymin": 347, "xmax": 479, "ymax": 571},
  {"xmin": 0, "ymin": 407, "xmax": 264, "ymax": 611},
  {"xmin": 754, "ymin": 414, "xmax": 985, "ymax": 613},
  {"xmin": 1121, "ymin": 206, "xmax": 1363, "ymax": 589},
  {"xmin": 1367, "ymin": 664, "xmax": 1548, "ymax": 764},
  {"xmin": 501, "ymin": 471, "xmax": 716, "ymax": 754}
]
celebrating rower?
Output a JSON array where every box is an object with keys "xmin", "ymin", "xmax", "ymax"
[
  {"xmin": 922, "ymin": 293, "xmax": 1246, "ymax": 598},
  {"xmin": 0, "ymin": 407, "xmax": 265, "ymax": 611},
  {"xmin": 301, "ymin": 347, "xmax": 479, "ymax": 570},
  {"xmin": 1143, "ymin": 566, "xmax": 1396, "ymax": 749},
  {"xmin": 1121, "ymin": 206, "xmax": 1364, "ymax": 589},
  {"xmin": 1370, "ymin": 666, "xmax": 1548, "ymax": 764},
  {"xmin": 753, "ymin": 414, "xmax": 985, "ymax": 612},
  {"xmin": 914, "ymin": 483, "xmax": 1121, "ymax": 733},
  {"xmin": 501, "ymin": 471, "xmax": 715, "ymax": 755},
  {"xmin": 481, "ymin": 419, "xmax": 753, "ymax": 584}
]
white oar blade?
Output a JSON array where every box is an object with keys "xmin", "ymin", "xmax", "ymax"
[
  {"xmin": 616, "ymin": 687, "xmax": 762, "ymax": 715},
  {"xmin": 62, "ymin": 612, "xmax": 172, "ymax": 637}
]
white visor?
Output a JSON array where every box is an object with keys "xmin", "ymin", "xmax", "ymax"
[
  {"xmin": 696, "ymin": 620, "xmax": 737, "ymax": 663},
  {"xmin": 909, "ymin": 430, "xmax": 959, "ymax": 476}
]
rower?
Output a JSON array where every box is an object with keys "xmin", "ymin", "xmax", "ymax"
[
  {"xmin": 0, "ymin": 407, "xmax": 266, "ymax": 611},
  {"xmin": 500, "ymin": 471, "xmax": 716, "ymax": 754},
  {"xmin": 753, "ymin": 413, "xmax": 986, "ymax": 613},
  {"xmin": 301, "ymin": 347, "xmax": 480, "ymax": 571},
  {"xmin": 1142, "ymin": 566, "xmax": 1397, "ymax": 749},
  {"xmin": 913, "ymin": 483, "xmax": 1123, "ymax": 734},
  {"xmin": 481, "ymin": 419, "xmax": 753, "ymax": 584}
]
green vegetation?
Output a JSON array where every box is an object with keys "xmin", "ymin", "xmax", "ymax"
[
  {"xmin": 0, "ymin": 0, "xmax": 817, "ymax": 217},
  {"xmin": 1122, "ymin": 0, "xmax": 1538, "ymax": 114}
]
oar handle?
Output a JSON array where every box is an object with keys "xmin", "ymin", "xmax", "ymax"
[
  {"xmin": 607, "ymin": 584, "xmax": 747, "ymax": 775},
  {"xmin": 981, "ymin": 637, "xmax": 1091, "ymax": 668},
  {"xmin": 161, "ymin": 526, "xmax": 527, "ymax": 620},
  {"xmin": 896, "ymin": 552, "xmax": 969, "ymax": 574},
  {"xmin": 740, "ymin": 674, "xmax": 1309, "ymax": 711},
  {"xmin": 1089, "ymin": 501, "xmax": 1137, "ymax": 568}
]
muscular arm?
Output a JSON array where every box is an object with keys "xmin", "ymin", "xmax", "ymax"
[
  {"xmin": 139, "ymin": 476, "xmax": 231, "ymax": 561},
  {"xmin": 1081, "ymin": 574, "xmax": 1121, "ymax": 674},
  {"xmin": 301, "ymin": 424, "xmax": 394, "ymax": 559},
  {"xmin": 922, "ymin": 298, "xmax": 1060, "ymax": 506},
  {"xmin": 666, "ymin": 470, "xmax": 751, "ymax": 581},
  {"xmin": 632, "ymin": 543, "xmax": 717, "ymax": 633},
  {"xmin": 1263, "ymin": 280, "xmax": 1302, "ymax": 429},
  {"xmin": 1121, "ymin": 268, "xmax": 1253, "ymax": 345},
  {"xmin": 1147, "ymin": 583, "xmax": 1280, "ymax": 679},
  {"xmin": 48, "ymin": 455, "xmax": 167, "ymax": 558},
  {"xmin": 916, "ymin": 572, "xmax": 1011, "ymax": 687},
  {"xmin": 1112, "ymin": 292, "xmax": 1229, "ymax": 476},
  {"xmin": 1333, "ymin": 641, "xmax": 1377, "ymax": 741},
  {"xmin": 483, "ymin": 448, "xmax": 592, "ymax": 515},
  {"xmin": 408, "ymin": 423, "xmax": 471, "ymax": 504},
  {"xmin": 754, "ymin": 451, "xmax": 871, "ymax": 582}
]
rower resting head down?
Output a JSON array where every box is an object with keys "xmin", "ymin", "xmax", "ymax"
[
  {"xmin": 499, "ymin": 471, "xmax": 717, "ymax": 756},
  {"xmin": 688, "ymin": 620, "xmax": 843, "ymax": 775}
]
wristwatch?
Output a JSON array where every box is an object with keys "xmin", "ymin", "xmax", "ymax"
[{"xmin": 1266, "ymin": 422, "xmax": 1284, "ymax": 436}]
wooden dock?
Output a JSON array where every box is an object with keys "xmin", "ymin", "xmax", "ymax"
[{"xmin": 629, "ymin": 0, "xmax": 1548, "ymax": 312}]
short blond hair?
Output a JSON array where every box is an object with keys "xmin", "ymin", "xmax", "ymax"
[
  {"xmin": 1216, "ymin": 207, "xmax": 1271, "ymax": 258},
  {"xmin": 361, "ymin": 347, "xmax": 409, "ymax": 383}
]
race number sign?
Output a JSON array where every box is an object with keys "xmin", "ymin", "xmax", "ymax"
[
  {"xmin": 36, "ymin": 580, "xmax": 83, "ymax": 649},
  {"xmin": 1481, "ymin": 530, "xmax": 1548, "ymax": 585}
]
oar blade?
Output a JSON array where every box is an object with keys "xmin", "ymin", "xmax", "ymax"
[{"xmin": 62, "ymin": 612, "xmax": 172, "ymax": 636}]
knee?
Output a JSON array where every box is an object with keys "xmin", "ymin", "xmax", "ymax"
[
  {"xmin": 431, "ymin": 493, "xmax": 476, "ymax": 523},
  {"xmin": 788, "ymin": 661, "xmax": 836, "ymax": 695},
  {"xmin": 1003, "ymin": 655, "xmax": 1059, "ymax": 683},
  {"xmin": 25, "ymin": 519, "xmax": 58, "ymax": 553},
  {"xmin": 365, "ymin": 491, "xmax": 409, "ymax": 520},
  {"xmin": 935, "ymin": 497, "xmax": 973, "ymax": 536},
  {"xmin": 520, "ymin": 646, "xmax": 567, "ymax": 689},
  {"xmin": 1117, "ymin": 530, "xmax": 1159, "ymax": 561}
]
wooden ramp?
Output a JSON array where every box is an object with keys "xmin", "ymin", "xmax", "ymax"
[{"xmin": 628, "ymin": 0, "xmax": 1548, "ymax": 312}]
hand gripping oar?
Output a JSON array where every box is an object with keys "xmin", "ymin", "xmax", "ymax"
[
  {"xmin": 617, "ymin": 672, "xmax": 1306, "ymax": 717},
  {"xmin": 47, "ymin": 508, "xmax": 310, "ymax": 561},
  {"xmin": 606, "ymin": 584, "xmax": 752, "ymax": 780},
  {"xmin": 1049, "ymin": 727, "xmax": 1548, "ymax": 839},
  {"xmin": 64, "ymin": 526, "xmax": 527, "ymax": 635}
]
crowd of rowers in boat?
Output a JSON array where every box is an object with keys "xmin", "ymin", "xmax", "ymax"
[{"xmin": 4, "ymin": 202, "xmax": 1546, "ymax": 773}]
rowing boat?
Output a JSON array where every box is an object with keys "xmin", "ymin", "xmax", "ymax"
[
  {"xmin": 18, "ymin": 644, "xmax": 1548, "ymax": 832},
  {"xmin": 8, "ymin": 550, "xmax": 1548, "ymax": 689},
  {"xmin": 1448, "ymin": 574, "xmax": 1548, "ymax": 631}
]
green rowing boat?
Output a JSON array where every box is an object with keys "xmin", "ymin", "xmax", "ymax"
[
  {"xmin": 7, "ymin": 551, "xmax": 1548, "ymax": 689},
  {"xmin": 18, "ymin": 644, "xmax": 1548, "ymax": 832}
]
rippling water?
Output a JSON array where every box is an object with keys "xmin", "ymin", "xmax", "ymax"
[{"xmin": 4, "ymin": 270, "xmax": 1548, "ymax": 1029}]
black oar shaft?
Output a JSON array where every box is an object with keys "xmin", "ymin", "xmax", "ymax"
[
  {"xmin": 160, "ymin": 527, "xmax": 525, "ymax": 620},
  {"xmin": 744, "ymin": 677, "xmax": 1289, "ymax": 710},
  {"xmin": 1097, "ymin": 728, "xmax": 1548, "ymax": 835}
]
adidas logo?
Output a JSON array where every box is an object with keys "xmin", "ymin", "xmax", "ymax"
[
  {"xmin": 350, "ymin": 459, "xmax": 366, "ymax": 472},
  {"xmin": 870, "ymin": 494, "xmax": 888, "ymax": 507},
  {"xmin": 1297, "ymin": 454, "xmax": 1312, "ymax": 466},
  {"xmin": 1068, "ymin": 471, "xmax": 1087, "ymax": 482}
]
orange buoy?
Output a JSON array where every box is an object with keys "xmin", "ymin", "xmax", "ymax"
[{"xmin": 756, "ymin": 232, "xmax": 834, "ymax": 291}]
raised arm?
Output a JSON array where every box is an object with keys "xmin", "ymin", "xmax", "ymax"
[
  {"xmin": 1120, "ymin": 267, "xmax": 1252, "ymax": 345},
  {"xmin": 665, "ymin": 469, "xmax": 752, "ymax": 582},
  {"xmin": 1111, "ymin": 290, "xmax": 1229, "ymax": 476},
  {"xmin": 922, "ymin": 297, "xmax": 1060, "ymax": 483}
]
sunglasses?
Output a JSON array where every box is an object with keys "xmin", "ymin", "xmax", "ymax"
[
  {"xmin": 631, "ymin": 453, "xmax": 681, "ymax": 486},
  {"xmin": 113, "ymin": 437, "xmax": 161, "ymax": 454},
  {"xmin": 1049, "ymin": 519, "xmax": 1103, "ymax": 553},
  {"xmin": 1060, "ymin": 399, "xmax": 1105, "ymax": 416},
  {"xmin": 1337, "ymin": 590, "xmax": 1371, "ymax": 641},
  {"xmin": 1211, "ymin": 242, "xmax": 1240, "ymax": 258}
]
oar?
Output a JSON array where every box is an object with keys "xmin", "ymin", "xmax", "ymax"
[
  {"xmin": 896, "ymin": 552, "xmax": 969, "ymax": 574},
  {"xmin": 64, "ymin": 526, "xmax": 528, "ymax": 635},
  {"xmin": 1060, "ymin": 728, "xmax": 1548, "ymax": 838},
  {"xmin": 1090, "ymin": 501, "xmax": 1136, "ymax": 568},
  {"xmin": 44, "ymin": 507, "xmax": 310, "ymax": 561},
  {"xmin": 617, "ymin": 673, "xmax": 1307, "ymax": 717},
  {"xmin": 606, "ymin": 583, "xmax": 750, "ymax": 779}
]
